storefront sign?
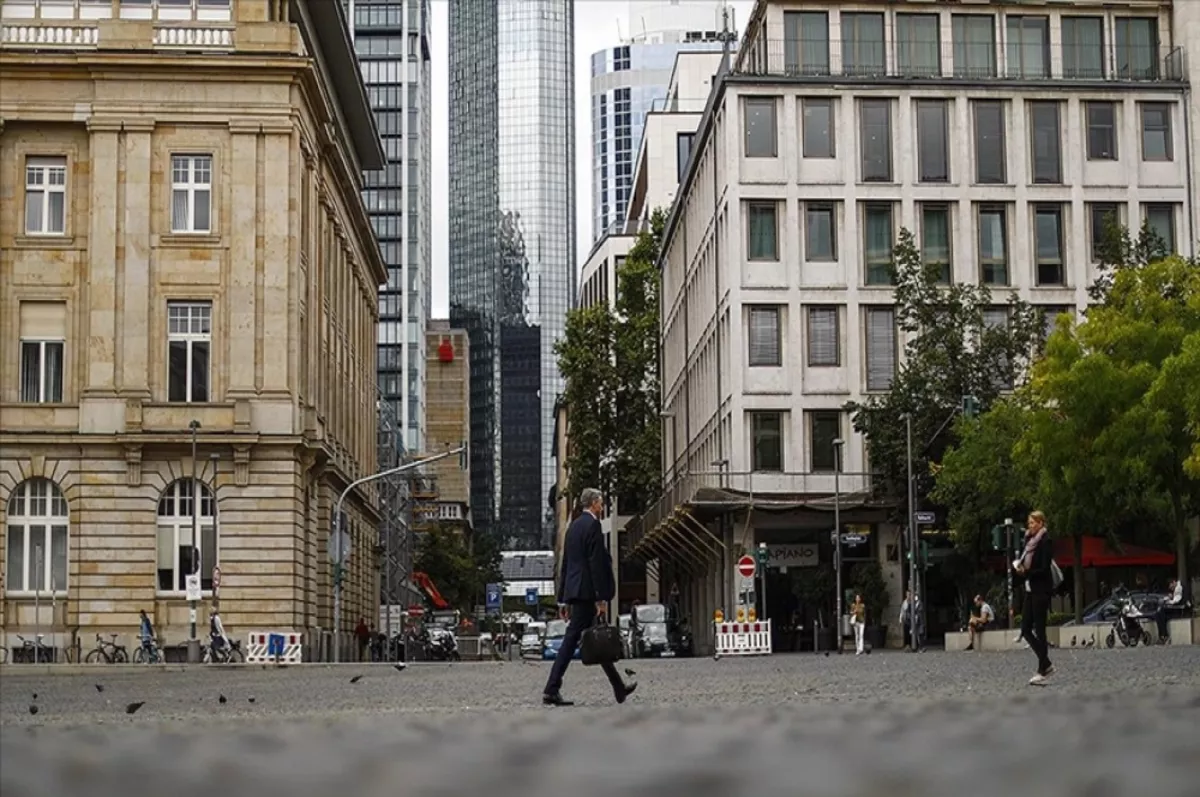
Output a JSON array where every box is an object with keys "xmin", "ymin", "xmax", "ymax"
[{"xmin": 765, "ymin": 544, "xmax": 818, "ymax": 568}]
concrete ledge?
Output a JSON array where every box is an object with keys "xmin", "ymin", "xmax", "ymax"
[{"xmin": 1166, "ymin": 617, "xmax": 1195, "ymax": 645}]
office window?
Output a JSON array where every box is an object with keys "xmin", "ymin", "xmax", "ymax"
[
  {"xmin": 973, "ymin": 101, "xmax": 1006, "ymax": 184},
  {"xmin": 1144, "ymin": 204, "xmax": 1176, "ymax": 253},
  {"xmin": 978, "ymin": 206, "xmax": 1009, "ymax": 286},
  {"xmin": 1140, "ymin": 103, "xmax": 1172, "ymax": 161},
  {"xmin": 744, "ymin": 97, "xmax": 777, "ymax": 158},
  {"xmin": 24, "ymin": 157, "xmax": 67, "ymax": 235},
  {"xmin": 865, "ymin": 307, "xmax": 897, "ymax": 392},
  {"xmin": 747, "ymin": 202, "xmax": 779, "ymax": 261},
  {"xmin": 806, "ymin": 306, "xmax": 839, "ymax": 367},
  {"xmin": 842, "ymin": 12, "xmax": 885, "ymax": 76},
  {"xmin": 1062, "ymin": 17, "xmax": 1105, "ymax": 79},
  {"xmin": 784, "ymin": 11, "xmax": 829, "ymax": 76},
  {"xmin": 751, "ymin": 411, "xmax": 784, "ymax": 472},
  {"xmin": 1039, "ymin": 306, "xmax": 1072, "ymax": 343},
  {"xmin": 1086, "ymin": 102, "xmax": 1117, "ymax": 160},
  {"xmin": 809, "ymin": 411, "xmax": 842, "ymax": 473},
  {"xmin": 896, "ymin": 14, "xmax": 940, "ymax": 77},
  {"xmin": 167, "ymin": 301, "xmax": 212, "ymax": 403},
  {"xmin": 1030, "ymin": 102, "xmax": 1061, "ymax": 184},
  {"xmin": 748, "ymin": 306, "xmax": 782, "ymax": 367},
  {"xmin": 863, "ymin": 203, "xmax": 894, "ymax": 286},
  {"xmin": 921, "ymin": 204, "xmax": 952, "ymax": 284},
  {"xmin": 676, "ymin": 132, "xmax": 695, "ymax": 182},
  {"xmin": 171, "ymin": 154, "xmax": 213, "ymax": 234},
  {"xmin": 983, "ymin": 307, "xmax": 1014, "ymax": 388},
  {"xmin": 1115, "ymin": 17, "xmax": 1159, "ymax": 80},
  {"xmin": 18, "ymin": 301, "xmax": 66, "ymax": 404},
  {"xmin": 805, "ymin": 202, "xmax": 836, "ymax": 261},
  {"xmin": 1088, "ymin": 203, "xmax": 1121, "ymax": 263},
  {"xmin": 802, "ymin": 98, "xmax": 834, "ymax": 158},
  {"xmin": 859, "ymin": 99, "xmax": 892, "ymax": 182},
  {"xmin": 952, "ymin": 15, "xmax": 996, "ymax": 78},
  {"xmin": 1034, "ymin": 205, "xmax": 1065, "ymax": 286},
  {"xmin": 1006, "ymin": 16, "xmax": 1050, "ymax": 79},
  {"xmin": 916, "ymin": 100, "xmax": 949, "ymax": 182},
  {"xmin": 156, "ymin": 480, "xmax": 217, "ymax": 594}
]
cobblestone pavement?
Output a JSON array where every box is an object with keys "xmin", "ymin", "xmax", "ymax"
[{"xmin": 3, "ymin": 646, "xmax": 1199, "ymax": 797}]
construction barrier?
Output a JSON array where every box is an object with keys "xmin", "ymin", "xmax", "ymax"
[
  {"xmin": 245, "ymin": 630, "xmax": 304, "ymax": 664},
  {"xmin": 714, "ymin": 620, "xmax": 772, "ymax": 657}
]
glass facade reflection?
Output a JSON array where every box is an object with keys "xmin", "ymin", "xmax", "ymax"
[{"xmin": 449, "ymin": 0, "xmax": 575, "ymax": 549}]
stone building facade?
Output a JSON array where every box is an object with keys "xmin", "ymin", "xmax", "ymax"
[
  {"xmin": 421, "ymin": 320, "xmax": 470, "ymax": 532},
  {"xmin": 0, "ymin": 0, "xmax": 387, "ymax": 660}
]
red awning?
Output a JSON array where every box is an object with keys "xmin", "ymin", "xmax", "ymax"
[{"xmin": 1053, "ymin": 536, "xmax": 1176, "ymax": 568}]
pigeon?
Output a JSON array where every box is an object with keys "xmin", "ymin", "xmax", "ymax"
[
  {"xmin": 94, "ymin": 684, "xmax": 104, "ymax": 693},
  {"xmin": 624, "ymin": 668, "xmax": 636, "ymax": 677},
  {"xmin": 350, "ymin": 675, "xmax": 363, "ymax": 684},
  {"xmin": 28, "ymin": 705, "xmax": 38, "ymax": 715},
  {"xmin": 32, "ymin": 693, "xmax": 37, "ymax": 700},
  {"xmin": 393, "ymin": 663, "xmax": 407, "ymax": 672},
  {"xmin": 248, "ymin": 697, "xmax": 256, "ymax": 704},
  {"xmin": 1071, "ymin": 636, "xmax": 1077, "ymax": 647},
  {"xmin": 125, "ymin": 702, "xmax": 144, "ymax": 715},
  {"xmin": 824, "ymin": 651, "xmax": 830, "ymax": 657},
  {"xmin": 218, "ymin": 694, "xmax": 227, "ymax": 704}
]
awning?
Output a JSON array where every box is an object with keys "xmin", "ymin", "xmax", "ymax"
[{"xmin": 1053, "ymin": 536, "xmax": 1176, "ymax": 568}]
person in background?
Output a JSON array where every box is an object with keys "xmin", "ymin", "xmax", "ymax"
[
  {"xmin": 138, "ymin": 609, "xmax": 156, "ymax": 657},
  {"xmin": 965, "ymin": 595, "xmax": 995, "ymax": 651},
  {"xmin": 355, "ymin": 618, "xmax": 370, "ymax": 662},
  {"xmin": 899, "ymin": 590, "xmax": 923, "ymax": 651},
  {"xmin": 209, "ymin": 606, "xmax": 230, "ymax": 656},
  {"xmin": 1155, "ymin": 578, "xmax": 1186, "ymax": 642},
  {"xmin": 1014, "ymin": 510, "xmax": 1054, "ymax": 684},
  {"xmin": 850, "ymin": 593, "xmax": 867, "ymax": 655}
]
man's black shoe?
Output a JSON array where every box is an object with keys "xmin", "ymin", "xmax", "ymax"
[
  {"xmin": 543, "ymin": 693, "xmax": 574, "ymax": 707},
  {"xmin": 615, "ymin": 682, "xmax": 637, "ymax": 705}
]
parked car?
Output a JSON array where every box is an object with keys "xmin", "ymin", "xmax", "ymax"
[
  {"xmin": 1061, "ymin": 591, "xmax": 1169, "ymax": 626},
  {"xmin": 629, "ymin": 603, "xmax": 694, "ymax": 658},
  {"xmin": 541, "ymin": 619, "xmax": 580, "ymax": 661},
  {"xmin": 618, "ymin": 614, "xmax": 632, "ymax": 658},
  {"xmin": 520, "ymin": 630, "xmax": 543, "ymax": 657}
]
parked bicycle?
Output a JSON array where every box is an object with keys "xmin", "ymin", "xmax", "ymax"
[
  {"xmin": 14, "ymin": 634, "xmax": 55, "ymax": 663},
  {"xmin": 84, "ymin": 633, "xmax": 129, "ymax": 664},
  {"xmin": 133, "ymin": 638, "xmax": 163, "ymax": 664}
]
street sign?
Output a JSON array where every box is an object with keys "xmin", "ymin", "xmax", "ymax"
[
  {"xmin": 185, "ymin": 574, "xmax": 202, "ymax": 602},
  {"xmin": 525, "ymin": 587, "xmax": 539, "ymax": 606},
  {"xmin": 212, "ymin": 566, "xmax": 222, "ymax": 591},
  {"xmin": 326, "ymin": 530, "xmax": 351, "ymax": 565},
  {"xmin": 407, "ymin": 605, "xmax": 425, "ymax": 618},
  {"xmin": 485, "ymin": 583, "xmax": 502, "ymax": 614},
  {"xmin": 915, "ymin": 511, "xmax": 936, "ymax": 525},
  {"xmin": 736, "ymin": 555, "xmax": 756, "ymax": 579},
  {"xmin": 841, "ymin": 534, "xmax": 867, "ymax": 546}
]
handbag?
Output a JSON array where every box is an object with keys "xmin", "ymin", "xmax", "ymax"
[
  {"xmin": 580, "ymin": 615, "xmax": 624, "ymax": 666},
  {"xmin": 1050, "ymin": 559, "xmax": 1064, "ymax": 590}
]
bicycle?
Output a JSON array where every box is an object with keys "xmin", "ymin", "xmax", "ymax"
[
  {"xmin": 14, "ymin": 634, "xmax": 55, "ymax": 663},
  {"xmin": 132, "ymin": 638, "xmax": 163, "ymax": 664},
  {"xmin": 84, "ymin": 633, "xmax": 129, "ymax": 664}
]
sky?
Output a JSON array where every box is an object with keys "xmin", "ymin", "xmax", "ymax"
[{"xmin": 426, "ymin": 0, "xmax": 753, "ymax": 318}]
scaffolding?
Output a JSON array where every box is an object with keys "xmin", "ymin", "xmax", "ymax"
[{"xmin": 376, "ymin": 390, "xmax": 413, "ymax": 641}]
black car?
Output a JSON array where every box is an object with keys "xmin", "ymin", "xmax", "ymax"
[{"xmin": 629, "ymin": 603, "xmax": 694, "ymax": 658}]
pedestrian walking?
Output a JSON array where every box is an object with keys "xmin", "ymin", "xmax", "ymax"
[
  {"xmin": 899, "ymin": 590, "xmax": 923, "ymax": 651},
  {"xmin": 1014, "ymin": 511, "xmax": 1055, "ymax": 684},
  {"xmin": 850, "ymin": 593, "xmax": 866, "ymax": 655},
  {"xmin": 542, "ymin": 487, "xmax": 636, "ymax": 707}
]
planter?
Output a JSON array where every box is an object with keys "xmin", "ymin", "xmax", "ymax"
[{"xmin": 866, "ymin": 624, "xmax": 888, "ymax": 650}]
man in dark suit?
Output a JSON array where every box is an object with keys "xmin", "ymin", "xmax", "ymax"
[{"xmin": 543, "ymin": 487, "xmax": 636, "ymax": 707}]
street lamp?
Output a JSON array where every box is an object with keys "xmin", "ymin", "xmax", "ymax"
[
  {"xmin": 905, "ymin": 414, "xmax": 919, "ymax": 652},
  {"xmin": 187, "ymin": 419, "xmax": 201, "ymax": 664},
  {"xmin": 209, "ymin": 453, "xmax": 221, "ymax": 613},
  {"xmin": 832, "ymin": 438, "xmax": 844, "ymax": 654}
]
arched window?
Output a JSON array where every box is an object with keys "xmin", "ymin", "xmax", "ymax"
[
  {"xmin": 5, "ymin": 479, "xmax": 69, "ymax": 594},
  {"xmin": 156, "ymin": 479, "xmax": 217, "ymax": 594}
]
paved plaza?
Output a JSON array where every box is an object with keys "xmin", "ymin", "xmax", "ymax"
[{"xmin": 2, "ymin": 645, "xmax": 1199, "ymax": 796}]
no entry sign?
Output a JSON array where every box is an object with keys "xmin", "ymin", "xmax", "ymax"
[{"xmin": 736, "ymin": 555, "xmax": 757, "ymax": 579}]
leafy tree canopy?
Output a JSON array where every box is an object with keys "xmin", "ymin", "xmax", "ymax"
[{"xmin": 413, "ymin": 526, "xmax": 503, "ymax": 613}]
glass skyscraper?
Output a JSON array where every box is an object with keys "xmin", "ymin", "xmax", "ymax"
[
  {"xmin": 348, "ymin": 0, "xmax": 433, "ymax": 453},
  {"xmin": 449, "ymin": 0, "xmax": 575, "ymax": 549}
]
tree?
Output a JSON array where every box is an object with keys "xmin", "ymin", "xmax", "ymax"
[
  {"xmin": 555, "ymin": 303, "xmax": 618, "ymax": 501},
  {"xmin": 413, "ymin": 526, "xmax": 503, "ymax": 613}
]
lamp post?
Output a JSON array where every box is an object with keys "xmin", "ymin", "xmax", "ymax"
[
  {"xmin": 832, "ymin": 438, "xmax": 844, "ymax": 654},
  {"xmin": 209, "ymin": 453, "xmax": 221, "ymax": 612},
  {"xmin": 712, "ymin": 458, "xmax": 731, "ymax": 614},
  {"xmin": 905, "ymin": 414, "xmax": 919, "ymax": 652},
  {"xmin": 187, "ymin": 419, "xmax": 201, "ymax": 664}
]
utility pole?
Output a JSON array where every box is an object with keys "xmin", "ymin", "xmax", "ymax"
[{"xmin": 1005, "ymin": 518, "xmax": 1014, "ymax": 629}]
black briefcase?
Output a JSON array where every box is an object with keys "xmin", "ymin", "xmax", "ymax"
[{"xmin": 580, "ymin": 617, "xmax": 624, "ymax": 666}]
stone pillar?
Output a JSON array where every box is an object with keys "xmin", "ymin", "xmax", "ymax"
[
  {"xmin": 84, "ymin": 119, "xmax": 121, "ymax": 395},
  {"xmin": 119, "ymin": 122, "xmax": 154, "ymax": 396},
  {"xmin": 226, "ymin": 121, "xmax": 259, "ymax": 397},
  {"xmin": 260, "ymin": 125, "xmax": 292, "ymax": 396}
]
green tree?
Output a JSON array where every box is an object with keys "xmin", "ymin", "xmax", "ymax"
[
  {"xmin": 413, "ymin": 526, "xmax": 503, "ymax": 613},
  {"xmin": 555, "ymin": 303, "xmax": 618, "ymax": 501}
]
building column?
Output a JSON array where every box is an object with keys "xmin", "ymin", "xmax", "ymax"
[
  {"xmin": 118, "ymin": 122, "xmax": 154, "ymax": 397},
  {"xmin": 261, "ymin": 125, "xmax": 293, "ymax": 396},
  {"xmin": 226, "ymin": 122, "xmax": 259, "ymax": 397},
  {"xmin": 83, "ymin": 119, "xmax": 121, "ymax": 396}
]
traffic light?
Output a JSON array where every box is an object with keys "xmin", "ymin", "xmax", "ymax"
[
  {"xmin": 756, "ymin": 543, "xmax": 769, "ymax": 567},
  {"xmin": 991, "ymin": 524, "xmax": 1004, "ymax": 551},
  {"xmin": 962, "ymin": 395, "xmax": 980, "ymax": 419}
]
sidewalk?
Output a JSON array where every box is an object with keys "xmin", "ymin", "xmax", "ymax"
[{"xmin": 0, "ymin": 660, "xmax": 496, "ymax": 676}]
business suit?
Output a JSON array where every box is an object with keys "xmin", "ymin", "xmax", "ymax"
[{"xmin": 544, "ymin": 509, "xmax": 626, "ymax": 701}]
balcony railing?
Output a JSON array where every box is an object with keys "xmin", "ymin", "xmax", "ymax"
[
  {"xmin": 0, "ymin": 0, "xmax": 234, "ymax": 50},
  {"xmin": 0, "ymin": 0, "xmax": 232, "ymax": 23},
  {"xmin": 738, "ymin": 38, "xmax": 1186, "ymax": 84}
]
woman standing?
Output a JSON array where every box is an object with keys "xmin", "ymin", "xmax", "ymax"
[
  {"xmin": 850, "ymin": 593, "xmax": 867, "ymax": 655},
  {"xmin": 1014, "ymin": 511, "xmax": 1055, "ymax": 684}
]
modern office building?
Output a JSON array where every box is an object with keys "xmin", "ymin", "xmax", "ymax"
[
  {"xmin": 347, "ymin": 0, "xmax": 432, "ymax": 454},
  {"xmin": 590, "ymin": 1, "xmax": 733, "ymax": 242},
  {"xmin": 448, "ymin": 0, "xmax": 575, "ymax": 549},
  {"xmin": 0, "ymin": 0, "xmax": 386, "ymax": 660},
  {"xmin": 621, "ymin": 0, "xmax": 1198, "ymax": 653}
]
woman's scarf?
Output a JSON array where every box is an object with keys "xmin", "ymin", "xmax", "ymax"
[{"xmin": 1022, "ymin": 528, "xmax": 1048, "ymax": 570}]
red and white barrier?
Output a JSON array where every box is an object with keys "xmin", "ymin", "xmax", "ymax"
[
  {"xmin": 245, "ymin": 630, "xmax": 304, "ymax": 663},
  {"xmin": 714, "ymin": 620, "xmax": 772, "ymax": 657}
]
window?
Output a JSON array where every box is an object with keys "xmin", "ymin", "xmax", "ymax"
[
  {"xmin": 916, "ymin": 100, "xmax": 949, "ymax": 182},
  {"xmin": 952, "ymin": 15, "xmax": 996, "ymax": 78},
  {"xmin": 896, "ymin": 14, "xmax": 940, "ymax": 77},
  {"xmin": 865, "ymin": 307, "xmax": 897, "ymax": 392},
  {"xmin": 1115, "ymin": 18, "xmax": 1159, "ymax": 80},
  {"xmin": 4, "ymin": 479, "xmax": 68, "ymax": 595},
  {"xmin": 806, "ymin": 306, "xmax": 839, "ymax": 367},
  {"xmin": 842, "ymin": 12, "xmax": 885, "ymax": 76},
  {"xmin": 748, "ymin": 306, "xmax": 782, "ymax": 367},
  {"xmin": 783, "ymin": 11, "xmax": 829, "ymax": 76},
  {"xmin": 1144, "ymin": 204, "xmax": 1176, "ymax": 253},
  {"xmin": 921, "ymin": 204, "xmax": 952, "ymax": 284},
  {"xmin": 171, "ymin": 154, "xmax": 213, "ymax": 233},
  {"xmin": 973, "ymin": 101, "xmax": 1006, "ymax": 184},
  {"xmin": 24, "ymin": 157, "xmax": 67, "ymax": 235},
  {"xmin": 747, "ymin": 202, "xmax": 779, "ymax": 261},
  {"xmin": 156, "ymin": 480, "xmax": 217, "ymax": 594},
  {"xmin": 809, "ymin": 411, "xmax": 842, "ymax": 472},
  {"xmin": 983, "ymin": 307, "xmax": 1014, "ymax": 388},
  {"xmin": 676, "ymin": 132, "xmax": 695, "ymax": 182},
  {"xmin": 1006, "ymin": 16, "xmax": 1049, "ymax": 79},
  {"xmin": 1062, "ymin": 17, "xmax": 1105, "ymax": 79},
  {"xmin": 750, "ymin": 412, "xmax": 783, "ymax": 472},
  {"xmin": 167, "ymin": 301, "xmax": 211, "ymax": 403},
  {"xmin": 802, "ymin": 98, "xmax": 835, "ymax": 158},
  {"xmin": 859, "ymin": 99, "xmax": 892, "ymax": 182},
  {"xmin": 1089, "ymin": 203, "xmax": 1121, "ymax": 263},
  {"xmin": 18, "ymin": 301, "xmax": 66, "ymax": 403},
  {"xmin": 978, "ymin": 205, "xmax": 1009, "ymax": 285},
  {"xmin": 804, "ymin": 202, "xmax": 836, "ymax": 261},
  {"xmin": 1140, "ymin": 103, "xmax": 1172, "ymax": 161},
  {"xmin": 863, "ymin": 203, "xmax": 894, "ymax": 286},
  {"xmin": 1086, "ymin": 102, "xmax": 1117, "ymax": 160},
  {"xmin": 1039, "ymin": 306, "xmax": 1072, "ymax": 343},
  {"xmin": 1034, "ymin": 205, "xmax": 1065, "ymax": 286},
  {"xmin": 1030, "ymin": 102, "xmax": 1061, "ymax": 184},
  {"xmin": 743, "ymin": 97, "xmax": 778, "ymax": 158}
]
